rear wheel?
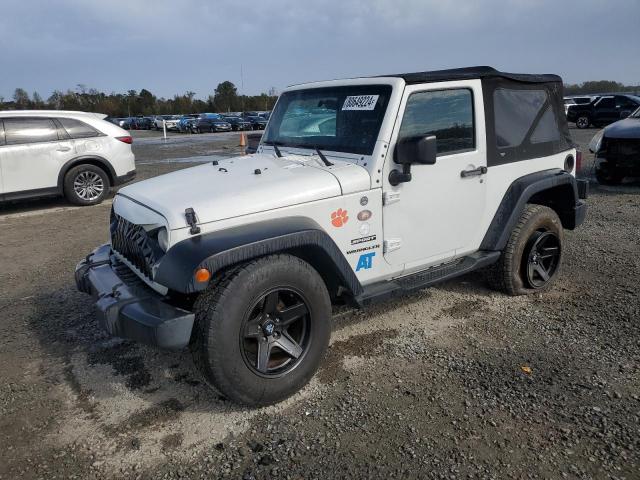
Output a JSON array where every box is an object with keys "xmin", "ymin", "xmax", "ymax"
[
  {"xmin": 191, "ymin": 254, "xmax": 331, "ymax": 406},
  {"xmin": 63, "ymin": 164, "xmax": 110, "ymax": 206},
  {"xmin": 487, "ymin": 204, "xmax": 563, "ymax": 295}
]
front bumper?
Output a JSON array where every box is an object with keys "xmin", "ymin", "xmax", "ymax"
[{"xmin": 75, "ymin": 244, "xmax": 194, "ymax": 349}]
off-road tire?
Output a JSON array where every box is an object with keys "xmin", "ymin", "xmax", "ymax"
[
  {"xmin": 487, "ymin": 204, "xmax": 563, "ymax": 296},
  {"xmin": 63, "ymin": 164, "xmax": 110, "ymax": 206},
  {"xmin": 190, "ymin": 254, "xmax": 331, "ymax": 406}
]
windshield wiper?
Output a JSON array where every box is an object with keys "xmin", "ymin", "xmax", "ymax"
[
  {"xmin": 263, "ymin": 140, "xmax": 283, "ymax": 157},
  {"xmin": 315, "ymin": 148, "xmax": 333, "ymax": 167}
]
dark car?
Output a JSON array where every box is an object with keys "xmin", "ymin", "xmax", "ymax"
[
  {"xmin": 193, "ymin": 113, "xmax": 232, "ymax": 133},
  {"xmin": 129, "ymin": 117, "xmax": 152, "ymax": 130},
  {"xmin": 242, "ymin": 111, "xmax": 262, "ymax": 118},
  {"xmin": 590, "ymin": 106, "xmax": 640, "ymax": 184},
  {"xmin": 566, "ymin": 94, "xmax": 640, "ymax": 129},
  {"xmin": 223, "ymin": 116, "xmax": 252, "ymax": 131},
  {"xmin": 246, "ymin": 115, "xmax": 268, "ymax": 130}
]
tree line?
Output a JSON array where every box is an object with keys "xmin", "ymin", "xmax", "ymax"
[
  {"xmin": 563, "ymin": 80, "xmax": 640, "ymax": 96},
  {"xmin": 2, "ymin": 80, "xmax": 639, "ymax": 115},
  {"xmin": 0, "ymin": 81, "xmax": 278, "ymax": 117}
]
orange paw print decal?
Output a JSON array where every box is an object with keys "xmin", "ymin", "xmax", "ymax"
[{"xmin": 331, "ymin": 208, "xmax": 349, "ymax": 227}]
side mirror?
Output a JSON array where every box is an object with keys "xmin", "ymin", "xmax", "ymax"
[
  {"xmin": 395, "ymin": 135, "xmax": 437, "ymax": 165},
  {"xmin": 389, "ymin": 135, "xmax": 437, "ymax": 186}
]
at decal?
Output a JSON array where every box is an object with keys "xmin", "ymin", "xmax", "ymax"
[
  {"xmin": 331, "ymin": 208, "xmax": 349, "ymax": 227},
  {"xmin": 351, "ymin": 235, "xmax": 376, "ymax": 245},
  {"xmin": 356, "ymin": 252, "xmax": 375, "ymax": 271}
]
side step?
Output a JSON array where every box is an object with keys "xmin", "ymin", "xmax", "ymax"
[{"xmin": 353, "ymin": 251, "xmax": 500, "ymax": 307}]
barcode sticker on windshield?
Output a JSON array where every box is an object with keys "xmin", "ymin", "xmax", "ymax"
[{"xmin": 342, "ymin": 95, "xmax": 379, "ymax": 111}]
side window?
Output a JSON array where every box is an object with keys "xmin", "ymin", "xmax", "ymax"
[
  {"xmin": 615, "ymin": 96, "xmax": 637, "ymax": 109},
  {"xmin": 398, "ymin": 89, "xmax": 474, "ymax": 155},
  {"xmin": 530, "ymin": 106, "xmax": 560, "ymax": 144},
  {"xmin": 596, "ymin": 97, "xmax": 615, "ymax": 108},
  {"xmin": 4, "ymin": 118, "xmax": 58, "ymax": 145},
  {"xmin": 58, "ymin": 117, "xmax": 100, "ymax": 139},
  {"xmin": 494, "ymin": 89, "xmax": 548, "ymax": 148}
]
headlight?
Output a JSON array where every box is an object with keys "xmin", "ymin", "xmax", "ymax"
[{"xmin": 157, "ymin": 228, "xmax": 169, "ymax": 252}]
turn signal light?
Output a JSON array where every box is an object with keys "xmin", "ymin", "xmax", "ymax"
[{"xmin": 194, "ymin": 268, "xmax": 211, "ymax": 283}]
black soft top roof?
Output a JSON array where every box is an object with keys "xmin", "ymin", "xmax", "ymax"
[{"xmin": 381, "ymin": 66, "xmax": 562, "ymax": 85}]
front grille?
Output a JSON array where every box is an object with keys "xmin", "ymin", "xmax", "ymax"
[{"xmin": 110, "ymin": 211, "xmax": 159, "ymax": 279}]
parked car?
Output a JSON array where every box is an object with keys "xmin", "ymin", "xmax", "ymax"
[
  {"xmin": 563, "ymin": 96, "xmax": 599, "ymax": 115},
  {"xmin": 566, "ymin": 94, "xmax": 640, "ymax": 129},
  {"xmin": 75, "ymin": 66, "xmax": 587, "ymax": 407},
  {"xmin": 130, "ymin": 117, "xmax": 152, "ymax": 130},
  {"xmin": 223, "ymin": 116, "xmax": 253, "ymax": 131},
  {"xmin": 0, "ymin": 110, "xmax": 136, "ymax": 205},
  {"xmin": 246, "ymin": 115, "xmax": 268, "ymax": 130},
  {"xmin": 108, "ymin": 117, "xmax": 131, "ymax": 129},
  {"xmin": 242, "ymin": 111, "xmax": 263, "ymax": 118},
  {"xmin": 177, "ymin": 114, "xmax": 199, "ymax": 133},
  {"xmin": 589, "ymin": 106, "xmax": 640, "ymax": 184},
  {"xmin": 155, "ymin": 115, "xmax": 180, "ymax": 131},
  {"xmin": 191, "ymin": 113, "xmax": 231, "ymax": 133}
]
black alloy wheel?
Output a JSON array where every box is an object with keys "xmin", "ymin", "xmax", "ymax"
[
  {"xmin": 523, "ymin": 230, "xmax": 561, "ymax": 288},
  {"xmin": 240, "ymin": 288, "xmax": 311, "ymax": 377},
  {"xmin": 576, "ymin": 115, "xmax": 590, "ymax": 129}
]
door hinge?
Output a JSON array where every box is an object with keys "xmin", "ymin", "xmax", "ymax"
[
  {"xmin": 383, "ymin": 191, "xmax": 401, "ymax": 205},
  {"xmin": 383, "ymin": 238, "xmax": 402, "ymax": 253}
]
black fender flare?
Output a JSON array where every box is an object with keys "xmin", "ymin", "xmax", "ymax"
[
  {"xmin": 480, "ymin": 169, "xmax": 585, "ymax": 251},
  {"xmin": 57, "ymin": 155, "xmax": 117, "ymax": 190},
  {"xmin": 154, "ymin": 216, "xmax": 363, "ymax": 296}
]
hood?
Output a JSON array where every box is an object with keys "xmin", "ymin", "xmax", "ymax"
[
  {"xmin": 117, "ymin": 153, "xmax": 371, "ymax": 230},
  {"xmin": 604, "ymin": 117, "xmax": 640, "ymax": 139}
]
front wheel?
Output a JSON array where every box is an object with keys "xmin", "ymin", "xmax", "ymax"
[
  {"xmin": 487, "ymin": 204, "xmax": 563, "ymax": 295},
  {"xmin": 190, "ymin": 254, "xmax": 331, "ymax": 406}
]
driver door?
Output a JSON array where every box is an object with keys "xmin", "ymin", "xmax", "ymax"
[{"xmin": 382, "ymin": 80, "xmax": 487, "ymax": 273}]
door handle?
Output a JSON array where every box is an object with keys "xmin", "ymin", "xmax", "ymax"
[
  {"xmin": 460, "ymin": 166, "xmax": 487, "ymax": 178},
  {"xmin": 56, "ymin": 146, "xmax": 71, "ymax": 152}
]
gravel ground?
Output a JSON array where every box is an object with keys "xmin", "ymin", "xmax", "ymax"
[{"xmin": 0, "ymin": 127, "xmax": 638, "ymax": 479}]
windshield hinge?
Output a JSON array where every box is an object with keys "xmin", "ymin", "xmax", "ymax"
[
  {"xmin": 185, "ymin": 207, "xmax": 201, "ymax": 235},
  {"xmin": 383, "ymin": 238, "xmax": 402, "ymax": 253},
  {"xmin": 383, "ymin": 191, "xmax": 400, "ymax": 206}
]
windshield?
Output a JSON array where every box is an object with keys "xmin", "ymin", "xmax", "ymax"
[{"xmin": 263, "ymin": 84, "xmax": 392, "ymax": 155}]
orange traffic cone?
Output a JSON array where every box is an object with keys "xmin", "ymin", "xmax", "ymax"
[{"xmin": 239, "ymin": 132, "xmax": 247, "ymax": 148}]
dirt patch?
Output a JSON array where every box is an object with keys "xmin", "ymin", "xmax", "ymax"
[{"xmin": 318, "ymin": 329, "xmax": 399, "ymax": 383}]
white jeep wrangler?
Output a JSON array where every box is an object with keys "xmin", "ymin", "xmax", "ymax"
[{"xmin": 76, "ymin": 67, "xmax": 588, "ymax": 406}]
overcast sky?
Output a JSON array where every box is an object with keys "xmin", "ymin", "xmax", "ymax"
[{"xmin": 1, "ymin": 0, "xmax": 639, "ymax": 100}]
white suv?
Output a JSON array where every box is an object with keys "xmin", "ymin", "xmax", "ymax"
[
  {"xmin": 76, "ymin": 67, "xmax": 588, "ymax": 406},
  {"xmin": 0, "ymin": 110, "xmax": 136, "ymax": 205}
]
